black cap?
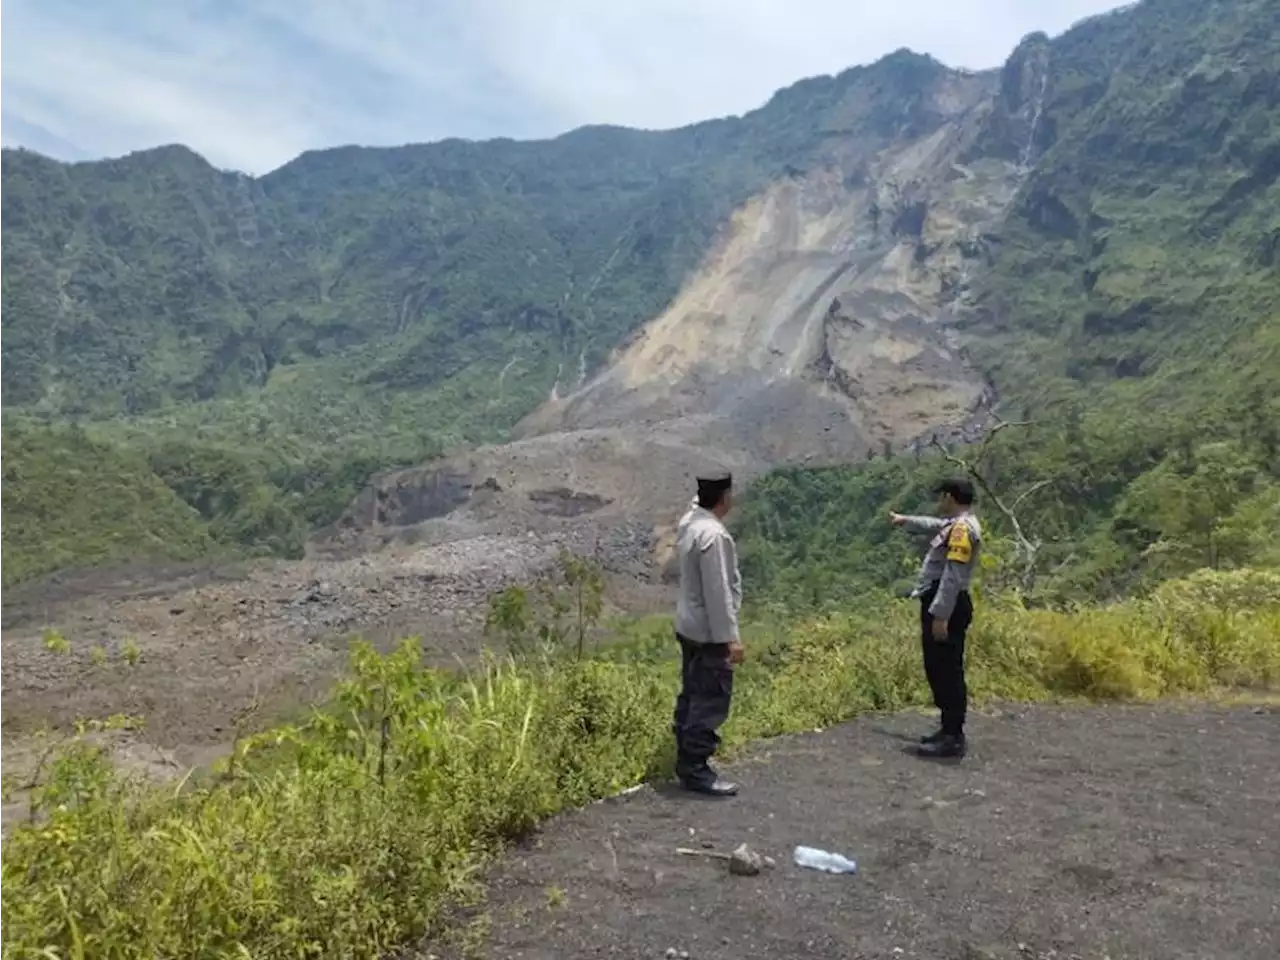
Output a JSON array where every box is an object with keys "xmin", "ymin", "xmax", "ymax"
[
  {"xmin": 696, "ymin": 470, "xmax": 732, "ymax": 493},
  {"xmin": 936, "ymin": 476, "xmax": 976, "ymax": 505},
  {"xmin": 696, "ymin": 471, "xmax": 733, "ymax": 506}
]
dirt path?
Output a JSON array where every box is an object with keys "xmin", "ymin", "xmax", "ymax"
[{"xmin": 443, "ymin": 703, "xmax": 1279, "ymax": 960}]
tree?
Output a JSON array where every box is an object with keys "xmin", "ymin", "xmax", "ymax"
[
  {"xmin": 483, "ymin": 585, "xmax": 537, "ymax": 658},
  {"xmin": 930, "ymin": 418, "xmax": 1050, "ymax": 596},
  {"xmin": 538, "ymin": 550, "xmax": 606, "ymax": 660},
  {"xmin": 1119, "ymin": 440, "xmax": 1268, "ymax": 575},
  {"xmin": 483, "ymin": 550, "xmax": 605, "ymax": 660}
]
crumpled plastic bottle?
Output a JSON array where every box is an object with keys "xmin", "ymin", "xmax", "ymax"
[{"xmin": 793, "ymin": 845, "xmax": 858, "ymax": 874}]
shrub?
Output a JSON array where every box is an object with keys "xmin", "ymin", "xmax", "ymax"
[{"xmin": 3, "ymin": 570, "xmax": 1277, "ymax": 959}]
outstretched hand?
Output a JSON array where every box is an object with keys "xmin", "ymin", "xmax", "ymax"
[{"xmin": 889, "ymin": 512, "xmax": 907, "ymax": 526}]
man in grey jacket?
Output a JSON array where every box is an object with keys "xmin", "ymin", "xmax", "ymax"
[
  {"xmin": 890, "ymin": 477, "xmax": 982, "ymax": 759},
  {"xmin": 672, "ymin": 471, "xmax": 744, "ymax": 796}
]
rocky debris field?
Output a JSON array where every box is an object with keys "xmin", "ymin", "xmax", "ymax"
[
  {"xmin": 0, "ymin": 506, "xmax": 670, "ymax": 836},
  {"xmin": 0, "ymin": 512, "xmax": 668, "ymax": 755},
  {"xmin": 435, "ymin": 703, "xmax": 1280, "ymax": 960}
]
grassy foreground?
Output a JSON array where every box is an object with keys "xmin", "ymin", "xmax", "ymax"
[{"xmin": 3, "ymin": 568, "xmax": 1279, "ymax": 959}]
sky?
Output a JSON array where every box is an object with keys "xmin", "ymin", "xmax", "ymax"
[{"xmin": 2, "ymin": 0, "xmax": 1128, "ymax": 175}]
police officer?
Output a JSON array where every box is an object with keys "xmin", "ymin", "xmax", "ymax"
[
  {"xmin": 890, "ymin": 477, "xmax": 982, "ymax": 759},
  {"xmin": 672, "ymin": 471, "xmax": 744, "ymax": 796}
]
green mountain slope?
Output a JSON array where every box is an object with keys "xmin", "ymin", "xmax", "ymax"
[
  {"xmin": 737, "ymin": 0, "xmax": 1280, "ymax": 607},
  {"xmin": 1, "ymin": 51, "xmax": 954, "ymax": 435},
  {"xmin": 2, "ymin": 0, "xmax": 1276, "ymax": 592},
  {"xmin": 0, "ymin": 425, "xmax": 217, "ymax": 585},
  {"xmin": 3, "ymin": 52, "xmax": 977, "ymax": 583},
  {"xmin": 973, "ymin": 0, "xmax": 1279, "ymax": 396}
]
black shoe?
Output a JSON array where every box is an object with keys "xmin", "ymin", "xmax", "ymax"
[
  {"xmin": 920, "ymin": 728, "xmax": 946, "ymax": 745},
  {"xmin": 680, "ymin": 776, "xmax": 739, "ymax": 797},
  {"xmin": 915, "ymin": 734, "xmax": 966, "ymax": 759}
]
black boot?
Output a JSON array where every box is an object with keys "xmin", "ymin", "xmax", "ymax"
[
  {"xmin": 677, "ymin": 756, "xmax": 738, "ymax": 797},
  {"xmin": 920, "ymin": 727, "xmax": 946, "ymax": 745},
  {"xmin": 915, "ymin": 733, "xmax": 966, "ymax": 759},
  {"xmin": 682, "ymin": 773, "xmax": 739, "ymax": 797}
]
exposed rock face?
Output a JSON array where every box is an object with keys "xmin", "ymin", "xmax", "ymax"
[
  {"xmin": 329, "ymin": 44, "xmax": 1056, "ymax": 564},
  {"xmin": 519, "ymin": 48, "xmax": 1053, "ymax": 464}
]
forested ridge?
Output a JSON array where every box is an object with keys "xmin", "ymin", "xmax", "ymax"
[
  {"xmin": 739, "ymin": 0, "xmax": 1279, "ymax": 607},
  {"xmin": 2, "ymin": 0, "xmax": 1277, "ymax": 597},
  {"xmin": 3, "ymin": 3, "xmax": 1280, "ymax": 956}
]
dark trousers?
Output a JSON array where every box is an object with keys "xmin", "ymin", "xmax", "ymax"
[
  {"xmin": 920, "ymin": 587, "xmax": 973, "ymax": 736},
  {"xmin": 672, "ymin": 634, "xmax": 734, "ymax": 780}
]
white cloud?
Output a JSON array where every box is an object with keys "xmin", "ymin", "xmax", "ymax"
[{"xmin": 1, "ymin": 0, "xmax": 1126, "ymax": 174}]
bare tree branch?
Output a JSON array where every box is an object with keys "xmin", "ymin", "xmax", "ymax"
[
  {"xmin": 1011, "ymin": 479, "xmax": 1053, "ymax": 512},
  {"xmin": 1049, "ymin": 551, "xmax": 1079, "ymax": 575},
  {"xmin": 930, "ymin": 419, "xmax": 1046, "ymax": 595},
  {"xmin": 973, "ymin": 417, "xmax": 1035, "ymax": 469}
]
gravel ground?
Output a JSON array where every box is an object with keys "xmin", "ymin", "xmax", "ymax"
[
  {"xmin": 0, "ymin": 522, "xmax": 666, "ymax": 750},
  {"xmin": 432, "ymin": 703, "xmax": 1279, "ymax": 960}
]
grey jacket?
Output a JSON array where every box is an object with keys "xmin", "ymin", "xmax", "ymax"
[
  {"xmin": 674, "ymin": 499, "xmax": 742, "ymax": 645},
  {"xmin": 903, "ymin": 512, "xmax": 983, "ymax": 621}
]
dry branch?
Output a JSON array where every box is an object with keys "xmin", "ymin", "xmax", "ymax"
[{"xmin": 930, "ymin": 418, "xmax": 1046, "ymax": 594}]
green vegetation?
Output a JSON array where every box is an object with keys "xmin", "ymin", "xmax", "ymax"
[
  {"xmin": 3, "ymin": 0, "xmax": 1276, "ymax": 591},
  {"xmin": 2, "ymin": 567, "xmax": 1277, "ymax": 959},
  {"xmin": 736, "ymin": 421, "xmax": 1280, "ymax": 611},
  {"xmin": 1, "ymin": 49, "xmax": 954, "ymax": 420},
  {"xmin": 739, "ymin": 0, "xmax": 1279, "ymax": 608},
  {"xmin": 0, "ymin": 7, "xmax": 1276, "ymax": 960},
  {"xmin": 484, "ymin": 549, "xmax": 608, "ymax": 660},
  {"xmin": 0, "ymin": 418, "xmax": 443, "ymax": 585},
  {"xmin": 1, "ymin": 423, "xmax": 216, "ymax": 584},
  {"xmin": 3, "ymin": 4, "xmax": 1278, "ymax": 948},
  {"xmin": 1, "ymin": 48, "xmax": 964, "ymax": 583}
]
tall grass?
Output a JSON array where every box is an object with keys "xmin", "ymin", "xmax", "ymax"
[{"xmin": 3, "ymin": 569, "xmax": 1278, "ymax": 959}]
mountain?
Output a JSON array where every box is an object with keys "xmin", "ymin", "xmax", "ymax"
[
  {"xmin": 2, "ymin": 0, "xmax": 1277, "ymax": 593},
  {"xmin": 734, "ymin": 0, "xmax": 1280, "ymax": 603},
  {"xmin": 1, "ymin": 51, "xmax": 970, "ymax": 436}
]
